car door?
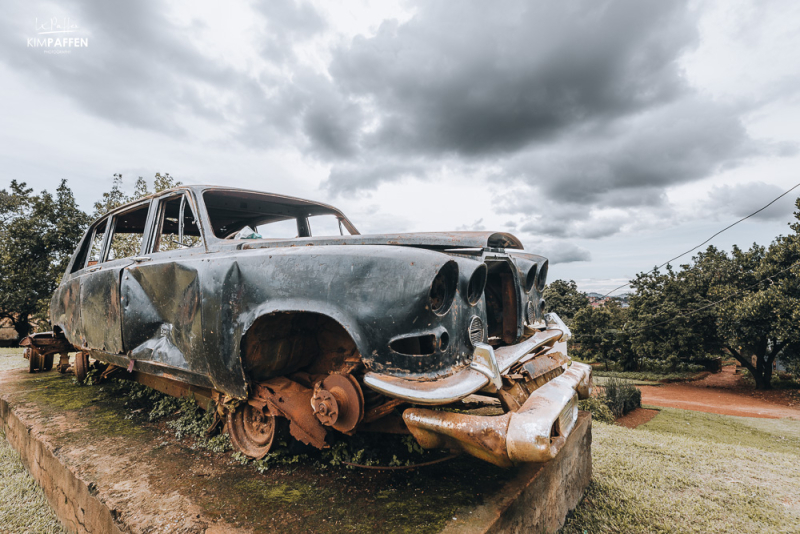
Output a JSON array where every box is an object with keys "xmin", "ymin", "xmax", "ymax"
[
  {"xmin": 79, "ymin": 200, "xmax": 152, "ymax": 354},
  {"xmin": 120, "ymin": 192, "xmax": 208, "ymax": 373}
]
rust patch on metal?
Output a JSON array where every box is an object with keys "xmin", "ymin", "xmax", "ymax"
[{"xmin": 251, "ymin": 378, "xmax": 328, "ymax": 449}]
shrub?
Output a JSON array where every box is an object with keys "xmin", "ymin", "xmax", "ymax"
[
  {"xmin": 578, "ymin": 397, "xmax": 616, "ymax": 424},
  {"xmin": 602, "ymin": 378, "xmax": 641, "ymax": 417}
]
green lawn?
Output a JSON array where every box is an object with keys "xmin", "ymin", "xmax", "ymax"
[
  {"xmin": 0, "ymin": 348, "xmax": 28, "ymax": 372},
  {"xmin": 2, "ymin": 350, "xmax": 799, "ymax": 532},
  {"xmin": 593, "ymin": 375, "xmax": 661, "ymax": 387},
  {"xmin": 1, "ymin": 349, "xmax": 65, "ymax": 532},
  {"xmin": 592, "ymin": 369, "xmax": 700, "ymax": 382},
  {"xmin": 561, "ymin": 408, "xmax": 800, "ymax": 533}
]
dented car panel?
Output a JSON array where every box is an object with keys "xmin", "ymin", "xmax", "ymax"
[{"xmin": 40, "ymin": 184, "xmax": 591, "ymax": 467}]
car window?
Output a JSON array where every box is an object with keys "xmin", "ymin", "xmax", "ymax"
[
  {"xmin": 254, "ymin": 219, "xmax": 298, "ymax": 239},
  {"xmin": 153, "ymin": 195, "xmax": 202, "ymax": 252},
  {"xmin": 106, "ymin": 204, "xmax": 150, "ymax": 261},
  {"xmin": 70, "ymin": 218, "xmax": 107, "ymax": 272},
  {"xmin": 87, "ymin": 219, "xmax": 108, "ymax": 266},
  {"xmin": 308, "ymin": 214, "xmax": 344, "ymax": 237},
  {"xmin": 202, "ymin": 190, "xmax": 358, "ymax": 238}
]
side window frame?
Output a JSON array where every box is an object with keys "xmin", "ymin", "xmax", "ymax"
[
  {"xmin": 103, "ymin": 200, "xmax": 153, "ymax": 262},
  {"xmin": 68, "ymin": 218, "xmax": 110, "ymax": 274},
  {"xmin": 146, "ymin": 192, "xmax": 206, "ymax": 255}
]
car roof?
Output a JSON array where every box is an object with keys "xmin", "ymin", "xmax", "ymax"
[{"xmin": 97, "ymin": 185, "xmax": 347, "ymax": 220}]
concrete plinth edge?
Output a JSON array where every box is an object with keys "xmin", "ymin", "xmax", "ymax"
[
  {"xmin": 1, "ymin": 375, "xmax": 591, "ymax": 534},
  {"xmin": 0, "ymin": 395, "xmax": 123, "ymax": 534},
  {"xmin": 441, "ymin": 411, "xmax": 592, "ymax": 534}
]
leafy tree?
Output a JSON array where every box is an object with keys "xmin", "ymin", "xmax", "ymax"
[
  {"xmin": 543, "ymin": 279, "xmax": 590, "ymax": 324},
  {"xmin": 627, "ymin": 199, "xmax": 800, "ymax": 388},
  {"xmin": 571, "ymin": 301, "xmax": 634, "ymax": 369},
  {"xmin": 0, "ymin": 180, "xmax": 90, "ymax": 339},
  {"xmin": 94, "ymin": 173, "xmax": 182, "ymax": 258},
  {"xmin": 93, "ymin": 172, "xmax": 180, "ymax": 217},
  {"xmin": 627, "ymin": 249, "xmax": 729, "ymax": 369}
]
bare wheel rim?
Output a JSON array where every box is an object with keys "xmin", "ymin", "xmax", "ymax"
[
  {"xmin": 227, "ymin": 404, "xmax": 277, "ymax": 459},
  {"xmin": 42, "ymin": 354, "xmax": 54, "ymax": 372}
]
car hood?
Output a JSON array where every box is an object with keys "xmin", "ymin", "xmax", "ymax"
[{"xmin": 237, "ymin": 231, "xmax": 523, "ymax": 251}]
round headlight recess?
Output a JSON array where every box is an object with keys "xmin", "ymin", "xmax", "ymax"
[
  {"xmin": 468, "ymin": 315, "xmax": 485, "ymax": 347},
  {"xmin": 467, "ymin": 263, "xmax": 488, "ymax": 305},
  {"xmin": 524, "ymin": 263, "xmax": 538, "ymax": 292},
  {"xmin": 535, "ymin": 259, "xmax": 549, "ymax": 292},
  {"xmin": 430, "ymin": 261, "xmax": 459, "ymax": 316}
]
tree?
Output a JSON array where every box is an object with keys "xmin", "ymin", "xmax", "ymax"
[
  {"xmin": 571, "ymin": 301, "xmax": 634, "ymax": 369},
  {"xmin": 93, "ymin": 172, "xmax": 180, "ymax": 217},
  {"xmin": 543, "ymin": 279, "xmax": 590, "ymax": 324},
  {"xmin": 93, "ymin": 173, "xmax": 183, "ymax": 258},
  {"xmin": 0, "ymin": 180, "xmax": 90, "ymax": 339},
  {"xmin": 714, "ymin": 201, "xmax": 800, "ymax": 389},
  {"xmin": 626, "ymin": 200, "xmax": 800, "ymax": 389},
  {"xmin": 627, "ymin": 249, "xmax": 729, "ymax": 369}
]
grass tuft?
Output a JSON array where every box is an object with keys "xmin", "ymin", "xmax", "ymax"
[
  {"xmin": 562, "ymin": 409, "xmax": 800, "ymax": 533},
  {"xmin": 0, "ymin": 430, "xmax": 66, "ymax": 533}
]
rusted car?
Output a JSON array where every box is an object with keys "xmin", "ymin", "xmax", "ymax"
[{"xmin": 23, "ymin": 185, "xmax": 591, "ymax": 467}]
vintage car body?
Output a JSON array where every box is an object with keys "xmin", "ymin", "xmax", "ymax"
[{"xmin": 24, "ymin": 185, "xmax": 591, "ymax": 467}]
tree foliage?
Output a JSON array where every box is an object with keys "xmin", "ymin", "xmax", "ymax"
[
  {"xmin": 93, "ymin": 173, "xmax": 182, "ymax": 259},
  {"xmin": 624, "ymin": 199, "xmax": 800, "ymax": 389},
  {"xmin": 572, "ymin": 301, "xmax": 635, "ymax": 369},
  {"xmin": 0, "ymin": 180, "xmax": 90, "ymax": 338},
  {"xmin": 93, "ymin": 172, "xmax": 180, "ymax": 217},
  {"xmin": 543, "ymin": 279, "xmax": 590, "ymax": 324}
]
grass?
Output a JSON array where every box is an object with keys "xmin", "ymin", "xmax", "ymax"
[
  {"xmin": 0, "ymin": 348, "xmax": 29, "ymax": 372},
  {"xmin": 0, "ymin": 430, "xmax": 66, "ymax": 533},
  {"xmin": 593, "ymin": 375, "xmax": 660, "ymax": 386},
  {"xmin": 561, "ymin": 408, "xmax": 800, "ymax": 533},
  {"xmin": 593, "ymin": 369, "xmax": 700, "ymax": 382},
  {"xmin": 1, "ymin": 349, "xmax": 69, "ymax": 533}
]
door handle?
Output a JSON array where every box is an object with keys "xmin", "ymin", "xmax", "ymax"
[
  {"xmin": 87, "ymin": 266, "xmax": 102, "ymax": 272},
  {"xmin": 131, "ymin": 256, "xmax": 151, "ymax": 263}
]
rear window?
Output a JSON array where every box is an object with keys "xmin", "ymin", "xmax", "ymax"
[{"xmin": 203, "ymin": 190, "xmax": 354, "ymax": 239}]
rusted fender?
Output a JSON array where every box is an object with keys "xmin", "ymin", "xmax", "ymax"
[{"xmin": 403, "ymin": 361, "xmax": 592, "ymax": 467}]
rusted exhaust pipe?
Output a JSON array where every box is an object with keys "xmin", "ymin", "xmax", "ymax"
[{"xmin": 403, "ymin": 362, "xmax": 591, "ymax": 467}]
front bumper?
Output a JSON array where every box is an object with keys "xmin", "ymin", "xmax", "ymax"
[
  {"xmin": 362, "ymin": 313, "xmax": 593, "ymax": 467},
  {"xmin": 403, "ymin": 361, "xmax": 591, "ymax": 467}
]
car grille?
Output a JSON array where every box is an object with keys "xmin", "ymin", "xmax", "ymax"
[
  {"xmin": 526, "ymin": 301, "xmax": 536, "ymax": 325},
  {"xmin": 468, "ymin": 316, "xmax": 485, "ymax": 346}
]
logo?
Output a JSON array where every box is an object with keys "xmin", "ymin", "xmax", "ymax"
[{"xmin": 27, "ymin": 17, "xmax": 88, "ymax": 54}]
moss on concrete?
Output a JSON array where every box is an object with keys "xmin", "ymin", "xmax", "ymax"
[
  {"xmin": 5, "ymin": 370, "xmax": 519, "ymax": 533},
  {"xmin": 18, "ymin": 372, "xmax": 147, "ymax": 440}
]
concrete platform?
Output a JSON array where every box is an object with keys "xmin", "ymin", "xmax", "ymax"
[{"xmin": 0, "ymin": 367, "xmax": 591, "ymax": 533}]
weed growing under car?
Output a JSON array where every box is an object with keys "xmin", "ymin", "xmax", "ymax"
[{"xmin": 82, "ymin": 375, "xmax": 443, "ymax": 469}]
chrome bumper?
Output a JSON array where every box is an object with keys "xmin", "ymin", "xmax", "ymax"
[
  {"xmin": 362, "ymin": 313, "xmax": 593, "ymax": 466},
  {"xmin": 363, "ymin": 312, "xmax": 586, "ymax": 405},
  {"xmin": 403, "ymin": 361, "xmax": 592, "ymax": 467}
]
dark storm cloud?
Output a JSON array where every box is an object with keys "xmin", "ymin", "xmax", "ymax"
[
  {"xmin": 325, "ymin": 1, "xmax": 694, "ymax": 157},
  {"xmin": 314, "ymin": 0, "xmax": 705, "ymax": 192},
  {"xmin": 0, "ymin": 0, "xmax": 323, "ymax": 139},
  {"xmin": 303, "ymin": 0, "xmax": 788, "ymax": 242}
]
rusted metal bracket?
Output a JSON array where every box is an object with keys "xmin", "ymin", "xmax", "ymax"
[{"xmin": 251, "ymin": 378, "xmax": 329, "ymax": 449}]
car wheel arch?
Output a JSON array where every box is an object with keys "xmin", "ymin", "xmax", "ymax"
[{"xmin": 239, "ymin": 307, "xmax": 369, "ymax": 384}]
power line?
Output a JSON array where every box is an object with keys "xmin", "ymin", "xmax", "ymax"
[
  {"xmin": 603, "ymin": 180, "xmax": 800, "ymax": 297},
  {"xmin": 628, "ymin": 260, "xmax": 800, "ymax": 333}
]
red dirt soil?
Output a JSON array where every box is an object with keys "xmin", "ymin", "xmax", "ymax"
[
  {"xmin": 616, "ymin": 408, "xmax": 659, "ymax": 428},
  {"xmin": 637, "ymin": 365, "xmax": 800, "ymax": 420}
]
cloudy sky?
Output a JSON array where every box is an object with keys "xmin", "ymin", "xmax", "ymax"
[{"xmin": 2, "ymin": 0, "xmax": 800, "ymax": 293}]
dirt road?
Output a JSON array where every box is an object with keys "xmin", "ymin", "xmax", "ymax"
[{"xmin": 638, "ymin": 365, "xmax": 800, "ymax": 420}]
